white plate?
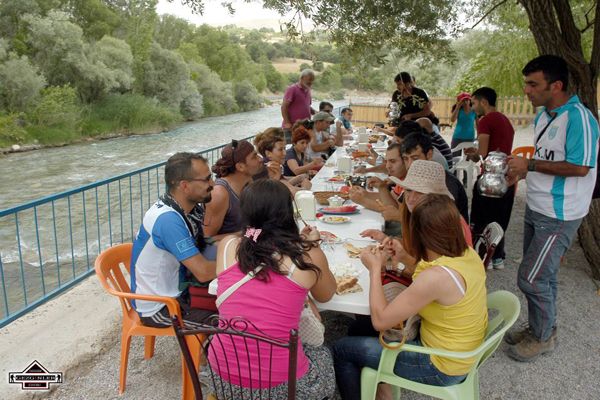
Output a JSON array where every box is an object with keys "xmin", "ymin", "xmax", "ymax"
[{"xmin": 319, "ymin": 215, "xmax": 351, "ymax": 224}]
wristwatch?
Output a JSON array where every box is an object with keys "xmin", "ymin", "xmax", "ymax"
[{"xmin": 527, "ymin": 158, "xmax": 536, "ymax": 172}]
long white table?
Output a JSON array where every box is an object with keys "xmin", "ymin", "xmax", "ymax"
[
  {"xmin": 308, "ymin": 147, "xmax": 385, "ymax": 315},
  {"xmin": 208, "ymin": 146, "xmax": 385, "ymax": 316}
]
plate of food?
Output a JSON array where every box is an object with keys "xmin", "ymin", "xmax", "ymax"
[
  {"xmin": 335, "ymin": 275, "xmax": 363, "ymax": 295},
  {"xmin": 319, "ymin": 215, "xmax": 351, "ymax": 224},
  {"xmin": 319, "ymin": 205, "xmax": 359, "ymax": 215},
  {"xmin": 319, "ymin": 230, "xmax": 342, "ymax": 243},
  {"xmin": 328, "ymin": 175, "xmax": 346, "ymax": 182}
]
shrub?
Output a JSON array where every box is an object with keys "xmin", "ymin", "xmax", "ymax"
[
  {"xmin": 28, "ymin": 85, "xmax": 80, "ymax": 128},
  {"xmin": 299, "ymin": 63, "xmax": 311, "ymax": 71},
  {"xmin": 81, "ymin": 93, "xmax": 180, "ymax": 135},
  {"xmin": 330, "ymin": 90, "xmax": 346, "ymax": 100},
  {"xmin": 0, "ymin": 113, "xmax": 27, "ymax": 146},
  {"xmin": 0, "ymin": 54, "xmax": 46, "ymax": 112},
  {"xmin": 233, "ymin": 80, "xmax": 262, "ymax": 112}
]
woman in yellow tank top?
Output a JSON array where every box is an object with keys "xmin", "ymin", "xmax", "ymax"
[{"xmin": 333, "ymin": 194, "xmax": 488, "ymax": 400}]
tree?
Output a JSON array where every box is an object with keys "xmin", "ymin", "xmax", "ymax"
[
  {"xmin": 141, "ymin": 42, "xmax": 190, "ymax": 108},
  {"xmin": 0, "ymin": 53, "xmax": 47, "ymax": 112}
]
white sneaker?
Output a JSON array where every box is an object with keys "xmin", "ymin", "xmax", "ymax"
[{"xmin": 492, "ymin": 259, "xmax": 505, "ymax": 270}]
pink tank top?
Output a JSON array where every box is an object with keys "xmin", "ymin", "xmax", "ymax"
[{"xmin": 208, "ymin": 262, "xmax": 310, "ymax": 388}]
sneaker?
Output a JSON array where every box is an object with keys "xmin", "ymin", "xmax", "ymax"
[
  {"xmin": 492, "ymin": 258, "xmax": 505, "ymax": 270},
  {"xmin": 506, "ymin": 334, "xmax": 556, "ymax": 362}
]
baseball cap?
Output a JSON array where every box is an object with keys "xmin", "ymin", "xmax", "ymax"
[{"xmin": 312, "ymin": 111, "xmax": 335, "ymax": 122}]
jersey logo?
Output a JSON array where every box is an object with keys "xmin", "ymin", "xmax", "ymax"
[
  {"xmin": 176, "ymin": 237, "xmax": 196, "ymax": 253},
  {"xmin": 535, "ymin": 146, "xmax": 555, "ymax": 161},
  {"xmin": 547, "ymin": 126, "xmax": 558, "ymax": 140}
]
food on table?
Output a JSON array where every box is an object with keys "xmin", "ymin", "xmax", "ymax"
[
  {"xmin": 335, "ymin": 275, "xmax": 362, "ymax": 295},
  {"xmin": 351, "ymin": 151, "xmax": 371, "ymax": 159},
  {"xmin": 314, "ymin": 191, "xmax": 349, "ymax": 205},
  {"xmin": 321, "ymin": 216, "xmax": 351, "ymax": 224},
  {"xmin": 339, "ymin": 186, "xmax": 351, "ymax": 194},
  {"xmin": 343, "ymin": 242, "xmax": 365, "ymax": 258},
  {"xmin": 319, "ymin": 231, "xmax": 339, "ymax": 243},
  {"xmin": 368, "ymin": 135, "xmax": 381, "ymax": 143},
  {"xmin": 328, "ymin": 175, "xmax": 345, "ymax": 182}
]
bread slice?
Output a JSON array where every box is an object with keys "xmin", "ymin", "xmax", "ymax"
[{"xmin": 336, "ymin": 275, "xmax": 362, "ymax": 295}]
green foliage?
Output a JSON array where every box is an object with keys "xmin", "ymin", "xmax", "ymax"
[
  {"xmin": 312, "ymin": 60, "xmax": 324, "ymax": 72},
  {"xmin": 299, "ymin": 62, "xmax": 311, "ymax": 71},
  {"xmin": 188, "ymin": 62, "xmax": 238, "ymax": 116},
  {"xmin": 180, "ymin": 80, "xmax": 203, "ymax": 120},
  {"xmin": 262, "ymin": 62, "xmax": 285, "ymax": 93},
  {"xmin": 314, "ymin": 67, "xmax": 341, "ymax": 91},
  {"xmin": 0, "ymin": 113, "xmax": 27, "ymax": 146},
  {"xmin": 81, "ymin": 93, "xmax": 180, "ymax": 135},
  {"xmin": 28, "ymin": 85, "xmax": 80, "ymax": 128},
  {"xmin": 67, "ymin": 0, "xmax": 121, "ymax": 40},
  {"xmin": 233, "ymin": 80, "xmax": 262, "ymax": 112},
  {"xmin": 155, "ymin": 14, "xmax": 195, "ymax": 50},
  {"xmin": 0, "ymin": 53, "xmax": 46, "ymax": 112},
  {"xmin": 141, "ymin": 42, "xmax": 190, "ymax": 107}
]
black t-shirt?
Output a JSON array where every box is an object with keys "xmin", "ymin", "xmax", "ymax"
[{"xmin": 398, "ymin": 87, "xmax": 429, "ymax": 118}]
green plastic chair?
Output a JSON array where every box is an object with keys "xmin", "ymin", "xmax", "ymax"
[{"xmin": 360, "ymin": 290, "xmax": 520, "ymax": 400}]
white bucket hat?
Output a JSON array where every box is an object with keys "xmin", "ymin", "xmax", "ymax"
[{"xmin": 397, "ymin": 160, "xmax": 454, "ymax": 199}]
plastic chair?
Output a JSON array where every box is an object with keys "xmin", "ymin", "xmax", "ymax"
[
  {"xmin": 473, "ymin": 222, "xmax": 504, "ymax": 269},
  {"xmin": 450, "ymin": 141, "xmax": 478, "ymax": 192},
  {"xmin": 360, "ymin": 290, "xmax": 520, "ymax": 400},
  {"xmin": 173, "ymin": 315, "xmax": 299, "ymax": 400},
  {"xmin": 94, "ymin": 243, "xmax": 202, "ymax": 400},
  {"xmin": 511, "ymin": 146, "xmax": 535, "ymax": 195},
  {"xmin": 511, "ymin": 146, "xmax": 535, "ymax": 159}
]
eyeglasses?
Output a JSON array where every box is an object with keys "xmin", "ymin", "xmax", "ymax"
[{"xmin": 186, "ymin": 173, "xmax": 213, "ymax": 183}]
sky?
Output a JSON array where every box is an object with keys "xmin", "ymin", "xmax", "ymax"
[{"xmin": 156, "ymin": 0, "xmax": 313, "ymax": 30}]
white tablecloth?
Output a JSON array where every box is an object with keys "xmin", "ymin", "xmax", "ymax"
[
  {"xmin": 309, "ymin": 147, "xmax": 384, "ymax": 315},
  {"xmin": 209, "ymin": 147, "xmax": 384, "ymax": 316}
]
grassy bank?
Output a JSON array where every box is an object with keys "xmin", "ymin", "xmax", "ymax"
[{"xmin": 0, "ymin": 93, "xmax": 182, "ymax": 149}]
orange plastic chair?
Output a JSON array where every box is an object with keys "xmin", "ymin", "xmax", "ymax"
[
  {"xmin": 94, "ymin": 243, "xmax": 202, "ymax": 400},
  {"xmin": 511, "ymin": 146, "xmax": 535, "ymax": 195},
  {"xmin": 512, "ymin": 146, "xmax": 535, "ymax": 159}
]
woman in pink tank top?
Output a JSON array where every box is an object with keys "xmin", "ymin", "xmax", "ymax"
[{"xmin": 208, "ymin": 179, "xmax": 337, "ymax": 399}]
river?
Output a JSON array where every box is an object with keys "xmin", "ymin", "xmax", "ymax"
[{"xmin": 0, "ymin": 105, "xmax": 298, "ymax": 210}]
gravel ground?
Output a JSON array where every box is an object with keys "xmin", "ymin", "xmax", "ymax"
[{"xmin": 43, "ymin": 129, "xmax": 600, "ymax": 400}]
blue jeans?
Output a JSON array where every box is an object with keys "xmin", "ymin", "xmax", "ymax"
[
  {"xmin": 517, "ymin": 206, "xmax": 582, "ymax": 341},
  {"xmin": 332, "ymin": 336, "xmax": 466, "ymax": 400}
]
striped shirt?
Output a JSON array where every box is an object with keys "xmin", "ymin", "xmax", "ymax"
[{"xmin": 526, "ymin": 95, "xmax": 599, "ymax": 221}]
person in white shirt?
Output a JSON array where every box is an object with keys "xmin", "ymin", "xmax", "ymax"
[{"xmin": 506, "ymin": 55, "xmax": 599, "ymax": 362}]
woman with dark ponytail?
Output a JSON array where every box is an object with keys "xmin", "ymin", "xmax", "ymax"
[{"xmin": 208, "ymin": 179, "xmax": 337, "ymax": 399}]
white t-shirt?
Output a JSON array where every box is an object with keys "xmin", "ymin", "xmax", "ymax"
[
  {"xmin": 526, "ymin": 95, "xmax": 599, "ymax": 221},
  {"xmin": 306, "ymin": 130, "xmax": 331, "ymax": 160}
]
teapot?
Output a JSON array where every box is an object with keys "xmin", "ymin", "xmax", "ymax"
[
  {"xmin": 327, "ymin": 195, "xmax": 345, "ymax": 207},
  {"xmin": 483, "ymin": 151, "xmax": 509, "ymax": 174},
  {"xmin": 478, "ymin": 151, "xmax": 508, "ymax": 198}
]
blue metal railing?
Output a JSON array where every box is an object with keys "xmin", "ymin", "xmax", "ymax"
[{"xmin": 0, "ymin": 135, "xmax": 255, "ymax": 328}]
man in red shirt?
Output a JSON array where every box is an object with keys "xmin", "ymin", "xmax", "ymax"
[
  {"xmin": 469, "ymin": 86, "xmax": 515, "ymax": 270},
  {"xmin": 281, "ymin": 69, "xmax": 316, "ymax": 143}
]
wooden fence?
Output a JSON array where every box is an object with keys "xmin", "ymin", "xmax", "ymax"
[{"xmin": 349, "ymin": 96, "xmax": 536, "ymax": 128}]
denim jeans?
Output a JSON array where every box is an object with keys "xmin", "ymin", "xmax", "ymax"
[
  {"xmin": 332, "ymin": 336, "xmax": 466, "ymax": 400},
  {"xmin": 517, "ymin": 206, "xmax": 582, "ymax": 341}
]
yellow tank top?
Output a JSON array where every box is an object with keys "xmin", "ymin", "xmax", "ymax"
[{"xmin": 412, "ymin": 247, "xmax": 488, "ymax": 376}]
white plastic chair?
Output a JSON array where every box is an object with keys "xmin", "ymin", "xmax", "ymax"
[
  {"xmin": 473, "ymin": 222, "xmax": 504, "ymax": 269},
  {"xmin": 450, "ymin": 141, "xmax": 478, "ymax": 193}
]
